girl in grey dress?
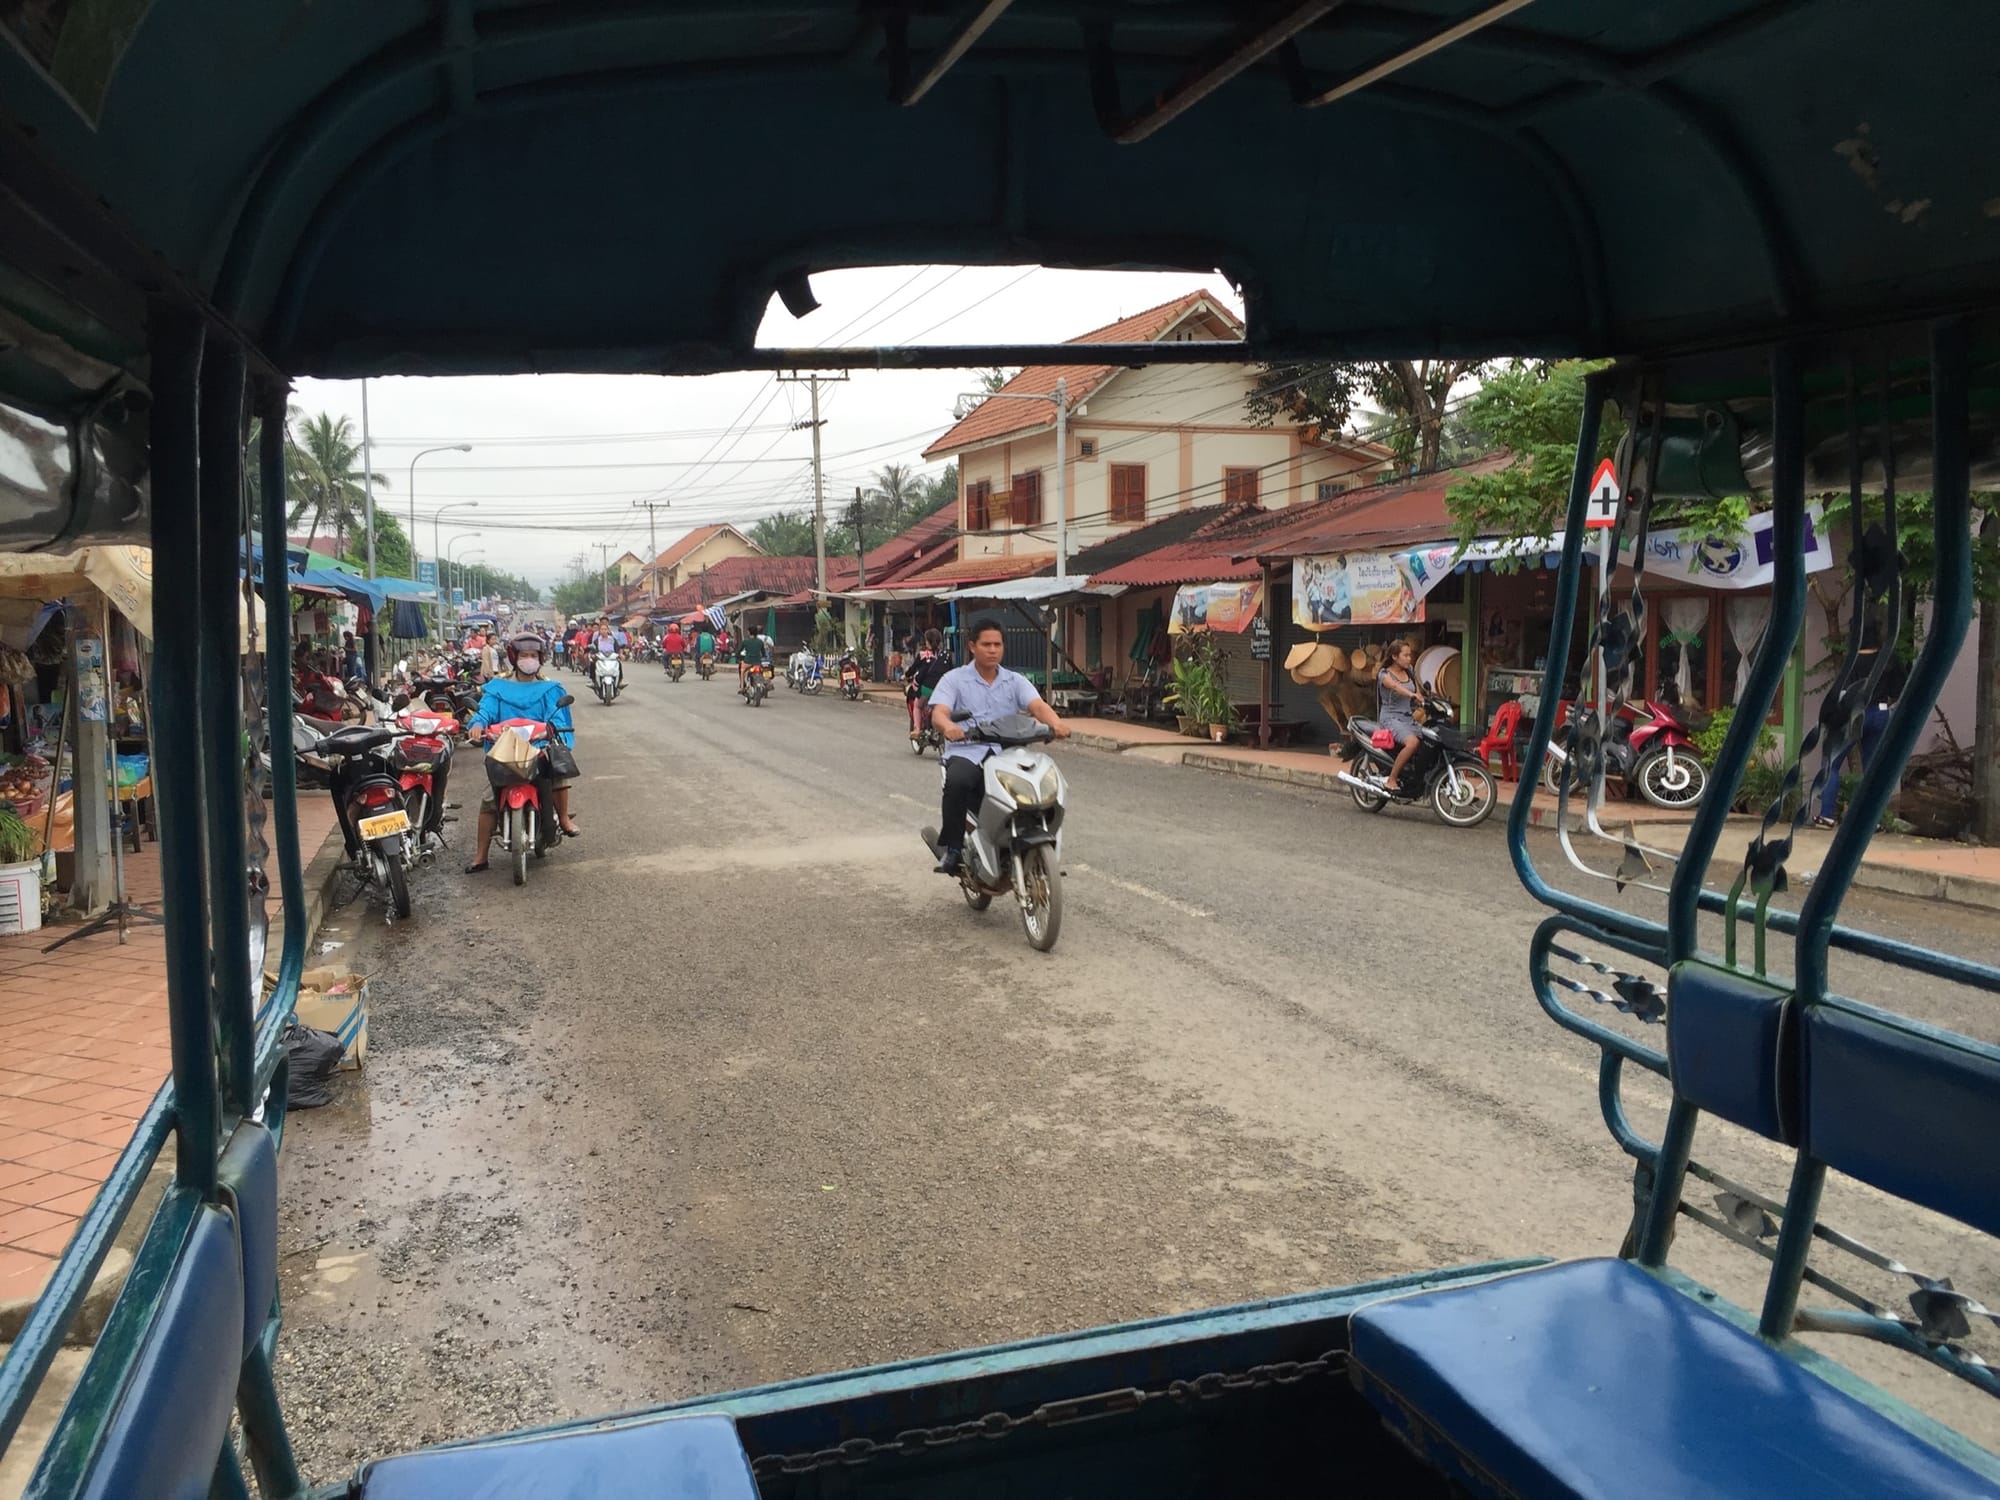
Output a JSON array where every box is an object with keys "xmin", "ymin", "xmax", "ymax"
[{"xmin": 1377, "ymin": 639, "xmax": 1424, "ymax": 791}]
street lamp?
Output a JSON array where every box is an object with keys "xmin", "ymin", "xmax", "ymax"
[
  {"xmin": 447, "ymin": 536, "xmax": 484, "ymax": 626},
  {"xmin": 431, "ymin": 502, "xmax": 479, "ymax": 639},
  {"xmin": 408, "ymin": 443, "xmax": 473, "ymax": 598},
  {"xmin": 952, "ymin": 379, "xmax": 1072, "ymax": 578}
]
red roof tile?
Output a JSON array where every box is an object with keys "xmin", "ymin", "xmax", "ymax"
[
  {"xmin": 921, "ymin": 291, "xmax": 1242, "ymax": 459},
  {"xmin": 894, "ymin": 552, "xmax": 1051, "ymax": 587},
  {"xmin": 647, "ymin": 524, "xmax": 761, "ymax": 575},
  {"xmin": 1087, "ymin": 504, "xmax": 1270, "ymax": 589},
  {"xmin": 653, "ymin": 554, "xmax": 817, "ymax": 612}
]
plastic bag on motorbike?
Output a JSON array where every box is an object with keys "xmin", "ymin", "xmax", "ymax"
[
  {"xmin": 485, "ymin": 726, "xmax": 539, "ymax": 787},
  {"xmin": 545, "ymin": 741, "xmax": 580, "ymax": 780}
]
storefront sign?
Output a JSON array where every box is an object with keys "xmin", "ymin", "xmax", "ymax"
[
  {"xmin": 1169, "ymin": 580, "xmax": 1264, "ymax": 634},
  {"xmin": 1622, "ymin": 504, "xmax": 1832, "ymax": 589},
  {"xmin": 74, "ymin": 637, "xmax": 108, "ymax": 723},
  {"xmin": 1292, "ymin": 545, "xmax": 1457, "ymax": 629},
  {"xmin": 1250, "ymin": 616, "xmax": 1271, "ymax": 661}
]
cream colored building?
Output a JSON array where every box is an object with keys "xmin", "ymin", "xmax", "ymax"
[
  {"xmin": 645, "ymin": 523, "xmax": 764, "ymax": 597},
  {"xmin": 924, "ymin": 291, "xmax": 1393, "ymax": 569}
]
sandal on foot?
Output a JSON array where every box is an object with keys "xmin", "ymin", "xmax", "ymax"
[
  {"xmin": 558, "ymin": 822, "xmax": 581, "ymax": 837},
  {"xmin": 464, "ymin": 859, "xmax": 490, "ymax": 874}
]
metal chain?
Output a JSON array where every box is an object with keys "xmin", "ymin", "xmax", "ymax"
[{"xmin": 749, "ymin": 1349, "xmax": 1347, "ymax": 1478}]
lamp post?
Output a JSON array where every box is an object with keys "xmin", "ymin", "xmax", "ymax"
[
  {"xmin": 951, "ymin": 380, "xmax": 1070, "ymax": 578},
  {"xmin": 431, "ymin": 502, "xmax": 479, "ymax": 639},
  {"xmin": 447, "ymin": 536, "xmax": 484, "ymax": 625},
  {"xmin": 409, "ymin": 442, "xmax": 472, "ymax": 615}
]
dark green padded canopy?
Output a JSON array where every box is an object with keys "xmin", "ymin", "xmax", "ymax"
[{"xmin": 1, "ymin": 0, "xmax": 1997, "ymax": 392}]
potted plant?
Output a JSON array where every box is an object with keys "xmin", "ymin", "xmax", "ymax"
[
  {"xmin": 1200, "ymin": 676, "xmax": 1237, "ymax": 743},
  {"xmin": 1164, "ymin": 657, "xmax": 1215, "ymax": 736}
]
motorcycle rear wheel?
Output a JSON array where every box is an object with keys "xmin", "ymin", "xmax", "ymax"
[
  {"xmin": 962, "ymin": 882, "xmax": 992, "ymax": 912},
  {"xmin": 1351, "ymin": 781, "xmax": 1388, "ymax": 813},
  {"xmin": 509, "ymin": 806, "xmax": 529, "ymax": 886},
  {"xmin": 1019, "ymin": 845, "xmax": 1062, "ymax": 952}
]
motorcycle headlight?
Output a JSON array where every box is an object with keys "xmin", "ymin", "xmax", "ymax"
[{"xmin": 996, "ymin": 765, "xmax": 1063, "ymax": 808}]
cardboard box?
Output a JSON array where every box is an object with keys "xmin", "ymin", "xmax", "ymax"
[{"xmin": 268, "ymin": 966, "xmax": 368, "ymax": 1069}]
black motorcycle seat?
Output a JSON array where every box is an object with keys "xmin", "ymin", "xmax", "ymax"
[
  {"xmin": 315, "ymin": 725, "xmax": 396, "ymax": 755},
  {"xmin": 1348, "ymin": 717, "xmax": 1381, "ymax": 738}
]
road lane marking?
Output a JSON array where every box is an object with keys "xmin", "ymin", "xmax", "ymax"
[
  {"xmin": 592, "ymin": 774, "xmax": 628, "ymax": 781},
  {"xmin": 1071, "ymin": 863, "xmax": 1211, "ymax": 919},
  {"xmin": 887, "ymin": 792, "xmax": 914, "ymax": 803}
]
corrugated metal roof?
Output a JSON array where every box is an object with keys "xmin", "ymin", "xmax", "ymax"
[
  {"xmin": 1243, "ymin": 454, "xmax": 1512, "ymax": 560},
  {"xmin": 920, "ymin": 291, "xmax": 1242, "ymax": 459},
  {"xmin": 1087, "ymin": 505, "xmax": 1270, "ymax": 588},
  {"xmin": 894, "ymin": 552, "xmax": 1051, "ymax": 586}
]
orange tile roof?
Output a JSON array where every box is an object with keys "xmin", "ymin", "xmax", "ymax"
[
  {"xmin": 922, "ymin": 290, "xmax": 1242, "ymax": 459},
  {"xmin": 648, "ymin": 523, "xmax": 756, "ymax": 575}
]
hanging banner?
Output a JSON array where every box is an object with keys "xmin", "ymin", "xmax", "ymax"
[
  {"xmin": 1168, "ymin": 580, "xmax": 1264, "ymax": 634},
  {"xmin": 1292, "ymin": 545, "xmax": 1457, "ymax": 630},
  {"xmin": 1621, "ymin": 504, "xmax": 1832, "ymax": 589}
]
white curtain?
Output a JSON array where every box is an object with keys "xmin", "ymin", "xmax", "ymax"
[
  {"xmin": 1659, "ymin": 598, "xmax": 1708, "ymax": 704},
  {"xmin": 1726, "ymin": 596, "xmax": 1772, "ymax": 703}
]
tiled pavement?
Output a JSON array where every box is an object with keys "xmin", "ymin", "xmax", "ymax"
[{"xmin": 0, "ymin": 797, "xmax": 340, "ymax": 1307}]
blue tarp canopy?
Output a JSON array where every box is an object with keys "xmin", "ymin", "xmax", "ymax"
[{"xmin": 372, "ymin": 576, "xmax": 433, "ymax": 603}]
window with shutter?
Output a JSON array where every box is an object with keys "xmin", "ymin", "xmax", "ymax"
[
  {"xmin": 1109, "ymin": 464, "xmax": 1146, "ymax": 525},
  {"xmin": 1078, "ymin": 437, "xmax": 1098, "ymax": 459},
  {"xmin": 1012, "ymin": 470, "xmax": 1042, "ymax": 527},
  {"xmin": 966, "ymin": 479, "xmax": 992, "ymax": 531},
  {"xmin": 1224, "ymin": 467, "xmax": 1260, "ymax": 505}
]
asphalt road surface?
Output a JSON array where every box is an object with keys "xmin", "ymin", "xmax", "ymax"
[{"xmin": 273, "ymin": 663, "xmax": 2000, "ymax": 1479}]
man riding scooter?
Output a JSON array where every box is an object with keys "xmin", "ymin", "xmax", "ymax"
[
  {"xmin": 462, "ymin": 633, "xmax": 580, "ymax": 873},
  {"xmin": 930, "ymin": 617, "xmax": 1070, "ymax": 875}
]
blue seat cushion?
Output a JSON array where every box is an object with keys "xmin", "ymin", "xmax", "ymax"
[
  {"xmin": 79, "ymin": 1203, "xmax": 244, "ymax": 1500},
  {"xmin": 358, "ymin": 1412, "xmax": 757, "ymax": 1500},
  {"xmin": 1666, "ymin": 960, "xmax": 1796, "ymax": 1142},
  {"xmin": 219, "ymin": 1121, "xmax": 279, "ymax": 1359},
  {"xmin": 1349, "ymin": 1258, "xmax": 2000, "ymax": 1500}
]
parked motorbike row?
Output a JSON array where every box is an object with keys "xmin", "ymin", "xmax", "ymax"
[
  {"xmin": 268, "ymin": 654, "xmax": 586, "ymax": 916},
  {"xmin": 1332, "ymin": 684, "xmax": 1709, "ymax": 829},
  {"xmin": 785, "ymin": 648, "xmax": 865, "ymax": 700}
]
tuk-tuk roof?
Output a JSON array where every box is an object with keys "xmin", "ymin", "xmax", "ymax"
[{"xmin": 1, "ymin": 1, "xmax": 1995, "ymax": 402}]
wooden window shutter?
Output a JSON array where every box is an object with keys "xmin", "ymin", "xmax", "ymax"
[
  {"xmin": 967, "ymin": 479, "xmax": 992, "ymax": 531},
  {"xmin": 1110, "ymin": 464, "xmax": 1147, "ymax": 524},
  {"xmin": 1224, "ymin": 467, "xmax": 1260, "ymax": 506},
  {"xmin": 1012, "ymin": 470, "xmax": 1042, "ymax": 527}
]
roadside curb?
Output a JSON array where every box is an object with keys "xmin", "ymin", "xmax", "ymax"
[{"xmin": 1145, "ymin": 742, "xmax": 2000, "ymax": 914}]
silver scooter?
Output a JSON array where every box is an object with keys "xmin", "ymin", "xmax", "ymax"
[{"xmin": 920, "ymin": 712, "xmax": 1067, "ymax": 952}]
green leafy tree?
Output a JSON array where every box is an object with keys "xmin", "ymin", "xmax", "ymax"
[
  {"xmin": 1247, "ymin": 359, "xmax": 1486, "ymax": 473},
  {"xmin": 342, "ymin": 510, "xmax": 413, "ymax": 580},
  {"xmin": 550, "ymin": 552, "xmax": 619, "ymax": 619},
  {"xmin": 748, "ymin": 510, "xmax": 819, "ymax": 556},
  {"xmin": 923, "ymin": 462, "xmax": 958, "ymax": 518},
  {"xmin": 286, "ymin": 412, "xmax": 389, "ymax": 555}
]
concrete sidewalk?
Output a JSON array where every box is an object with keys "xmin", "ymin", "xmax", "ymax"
[
  {"xmin": 0, "ymin": 797, "xmax": 345, "ymax": 1313},
  {"xmin": 1065, "ymin": 715, "xmax": 2000, "ymax": 913}
]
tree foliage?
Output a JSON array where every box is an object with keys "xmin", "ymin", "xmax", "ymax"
[
  {"xmin": 550, "ymin": 552, "xmax": 619, "ymax": 619},
  {"xmin": 748, "ymin": 511, "xmax": 819, "ymax": 557},
  {"xmin": 286, "ymin": 412, "xmax": 388, "ymax": 553},
  {"xmin": 1246, "ymin": 358, "xmax": 1486, "ymax": 473}
]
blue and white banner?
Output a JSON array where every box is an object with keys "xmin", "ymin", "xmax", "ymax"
[
  {"xmin": 1621, "ymin": 504, "xmax": 1833, "ymax": 589},
  {"xmin": 704, "ymin": 605, "xmax": 728, "ymax": 632}
]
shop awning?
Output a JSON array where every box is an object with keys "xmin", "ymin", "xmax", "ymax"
[
  {"xmin": 0, "ymin": 544, "xmax": 268, "ymax": 647},
  {"xmin": 942, "ymin": 576, "xmax": 1123, "ymax": 603}
]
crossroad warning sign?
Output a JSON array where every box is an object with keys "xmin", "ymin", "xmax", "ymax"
[{"xmin": 1585, "ymin": 458, "xmax": 1621, "ymax": 529}]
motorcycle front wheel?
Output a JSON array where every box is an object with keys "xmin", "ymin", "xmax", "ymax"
[
  {"xmin": 1636, "ymin": 746, "xmax": 1707, "ymax": 808},
  {"xmin": 509, "ymin": 806, "xmax": 529, "ymax": 886},
  {"xmin": 1433, "ymin": 761, "xmax": 1498, "ymax": 828},
  {"xmin": 1019, "ymin": 844, "xmax": 1062, "ymax": 952}
]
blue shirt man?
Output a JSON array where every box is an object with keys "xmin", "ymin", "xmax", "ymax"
[
  {"xmin": 462, "ymin": 637, "xmax": 578, "ymax": 872},
  {"xmin": 927, "ymin": 618, "xmax": 1069, "ymax": 874}
]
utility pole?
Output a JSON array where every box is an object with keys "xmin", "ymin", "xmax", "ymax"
[
  {"xmin": 852, "ymin": 486, "xmax": 868, "ymax": 588},
  {"xmin": 778, "ymin": 370, "xmax": 848, "ymax": 596},
  {"xmin": 633, "ymin": 499, "xmax": 669, "ymax": 593},
  {"xmin": 594, "ymin": 542, "xmax": 615, "ymax": 614}
]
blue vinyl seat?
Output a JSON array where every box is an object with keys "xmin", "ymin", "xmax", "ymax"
[
  {"xmin": 356, "ymin": 1411, "xmax": 758, "ymax": 1500},
  {"xmin": 1349, "ymin": 1258, "xmax": 2000, "ymax": 1500}
]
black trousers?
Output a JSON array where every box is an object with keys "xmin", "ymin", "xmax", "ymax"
[{"xmin": 940, "ymin": 756, "xmax": 984, "ymax": 850}]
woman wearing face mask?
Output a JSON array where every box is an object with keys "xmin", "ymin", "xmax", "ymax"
[{"xmin": 462, "ymin": 632, "xmax": 579, "ymax": 872}]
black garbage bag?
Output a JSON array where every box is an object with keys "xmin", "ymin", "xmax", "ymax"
[{"xmin": 284, "ymin": 1023, "xmax": 346, "ymax": 1108}]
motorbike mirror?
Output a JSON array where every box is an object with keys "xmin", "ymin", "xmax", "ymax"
[
  {"xmin": 557, "ymin": 694, "xmax": 575, "ymax": 708},
  {"xmin": 392, "ymin": 692, "xmax": 411, "ymax": 710}
]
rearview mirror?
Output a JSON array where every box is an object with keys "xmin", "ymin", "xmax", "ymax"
[
  {"xmin": 557, "ymin": 694, "xmax": 575, "ymax": 708},
  {"xmin": 391, "ymin": 692, "xmax": 411, "ymax": 710}
]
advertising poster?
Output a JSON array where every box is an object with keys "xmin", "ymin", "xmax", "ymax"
[
  {"xmin": 1293, "ymin": 545, "xmax": 1458, "ymax": 630},
  {"xmin": 1168, "ymin": 580, "xmax": 1264, "ymax": 634}
]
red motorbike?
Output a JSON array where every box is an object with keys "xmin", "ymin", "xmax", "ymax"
[
  {"xmin": 1539, "ymin": 697, "xmax": 1709, "ymax": 809},
  {"xmin": 389, "ymin": 707, "xmax": 457, "ymax": 861},
  {"xmin": 481, "ymin": 710, "xmax": 571, "ymax": 886}
]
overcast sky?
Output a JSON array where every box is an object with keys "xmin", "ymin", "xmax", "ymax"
[{"xmin": 293, "ymin": 265, "xmax": 1242, "ymax": 588}]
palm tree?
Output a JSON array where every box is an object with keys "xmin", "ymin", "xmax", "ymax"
[
  {"xmin": 287, "ymin": 412, "xmax": 389, "ymax": 555},
  {"xmin": 868, "ymin": 463, "xmax": 922, "ymax": 535}
]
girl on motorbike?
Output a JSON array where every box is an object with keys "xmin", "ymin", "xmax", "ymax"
[{"xmin": 1377, "ymin": 639, "xmax": 1424, "ymax": 793}]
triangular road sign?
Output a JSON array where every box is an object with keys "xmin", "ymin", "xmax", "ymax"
[{"xmin": 1585, "ymin": 458, "xmax": 1621, "ymax": 529}]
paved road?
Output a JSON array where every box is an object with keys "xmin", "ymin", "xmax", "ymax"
[{"xmin": 273, "ymin": 664, "xmax": 2000, "ymax": 1477}]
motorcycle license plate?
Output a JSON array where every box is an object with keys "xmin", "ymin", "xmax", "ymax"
[{"xmin": 358, "ymin": 809, "xmax": 411, "ymax": 840}]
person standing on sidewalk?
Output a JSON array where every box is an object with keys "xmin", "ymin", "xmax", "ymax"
[{"xmin": 1817, "ymin": 625, "xmax": 1906, "ymax": 828}]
